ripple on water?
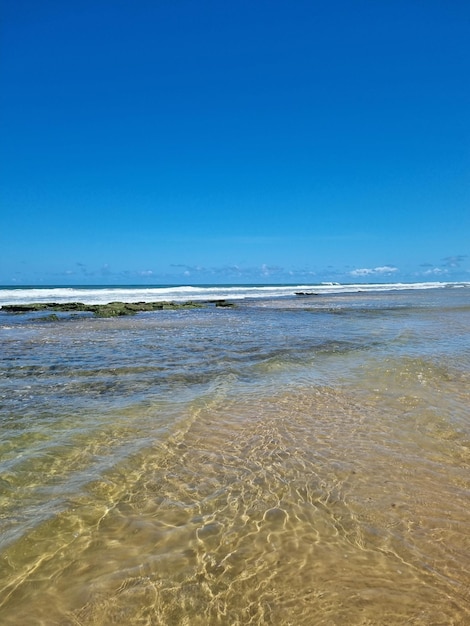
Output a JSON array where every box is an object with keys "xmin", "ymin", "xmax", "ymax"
[
  {"xmin": 1, "ymin": 294, "xmax": 470, "ymax": 624},
  {"xmin": 0, "ymin": 383, "xmax": 469, "ymax": 625}
]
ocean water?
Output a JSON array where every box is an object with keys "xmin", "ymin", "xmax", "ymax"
[{"xmin": 0, "ymin": 284, "xmax": 469, "ymax": 625}]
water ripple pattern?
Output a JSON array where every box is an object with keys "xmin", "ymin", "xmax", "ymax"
[{"xmin": 0, "ymin": 287, "xmax": 469, "ymax": 625}]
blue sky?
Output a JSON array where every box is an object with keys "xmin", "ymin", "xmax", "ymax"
[{"xmin": 1, "ymin": 0, "xmax": 469, "ymax": 284}]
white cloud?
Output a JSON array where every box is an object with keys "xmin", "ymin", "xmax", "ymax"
[
  {"xmin": 350, "ymin": 268, "xmax": 374, "ymax": 276},
  {"xmin": 350, "ymin": 266, "xmax": 398, "ymax": 277},
  {"xmin": 423, "ymin": 267, "xmax": 448, "ymax": 275},
  {"xmin": 374, "ymin": 266, "xmax": 398, "ymax": 273}
]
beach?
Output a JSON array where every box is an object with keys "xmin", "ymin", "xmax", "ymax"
[{"xmin": 1, "ymin": 284, "xmax": 469, "ymax": 624}]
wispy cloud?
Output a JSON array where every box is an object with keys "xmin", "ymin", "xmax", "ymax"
[
  {"xmin": 170, "ymin": 264, "xmax": 206, "ymax": 273},
  {"xmin": 416, "ymin": 255, "xmax": 468, "ymax": 278},
  {"xmin": 442, "ymin": 255, "xmax": 467, "ymax": 268},
  {"xmin": 260, "ymin": 264, "xmax": 283, "ymax": 276},
  {"xmin": 350, "ymin": 266, "xmax": 398, "ymax": 277},
  {"xmin": 49, "ymin": 258, "xmax": 470, "ymax": 285},
  {"xmin": 74, "ymin": 262, "xmax": 96, "ymax": 277},
  {"xmin": 423, "ymin": 267, "xmax": 448, "ymax": 276},
  {"xmin": 169, "ymin": 263, "xmax": 287, "ymax": 279}
]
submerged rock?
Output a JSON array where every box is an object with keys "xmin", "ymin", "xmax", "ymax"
[{"xmin": 214, "ymin": 300, "xmax": 236, "ymax": 307}]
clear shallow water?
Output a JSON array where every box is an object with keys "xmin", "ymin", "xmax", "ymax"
[{"xmin": 0, "ymin": 287, "xmax": 469, "ymax": 625}]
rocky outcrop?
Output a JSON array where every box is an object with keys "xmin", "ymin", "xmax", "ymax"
[{"xmin": 1, "ymin": 301, "xmax": 205, "ymax": 318}]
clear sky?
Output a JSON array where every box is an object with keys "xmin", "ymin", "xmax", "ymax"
[{"xmin": 1, "ymin": 0, "xmax": 469, "ymax": 285}]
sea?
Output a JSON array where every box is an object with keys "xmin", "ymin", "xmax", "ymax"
[{"xmin": 1, "ymin": 282, "xmax": 469, "ymax": 625}]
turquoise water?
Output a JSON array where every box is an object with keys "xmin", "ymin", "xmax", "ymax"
[{"xmin": 1, "ymin": 287, "xmax": 469, "ymax": 624}]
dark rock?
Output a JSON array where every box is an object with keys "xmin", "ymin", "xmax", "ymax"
[
  {"xmin": 1, "ymin": 301, "xmax": 205, "ymax": 318},
  {"xmin": 214, "ymin": 300, "xmax": 235, "ymax": 307}
]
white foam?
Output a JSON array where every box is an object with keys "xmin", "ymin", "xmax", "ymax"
[{"xmin": 0, "ymin": 282, "xmax": 469, "ymax": 306}]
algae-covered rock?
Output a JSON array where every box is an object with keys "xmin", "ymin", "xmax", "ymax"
[
  {"xmin": 1, "ymin": 301, "xmax": 205, "ymax": 318},
  {"xmin": 44, "ymin": 313, "xmax": 60, "ymax": 322},
  {"xmin": 34, "ymin": 313, "xmax": 60, "ymax": 322}
]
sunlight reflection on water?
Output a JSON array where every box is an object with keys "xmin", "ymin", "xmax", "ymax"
[{"xmin": 1, "ymin": 290, "xmax": 469, "ymax": 624}]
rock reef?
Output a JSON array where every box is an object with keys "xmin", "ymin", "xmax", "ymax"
[{"xmin": 1, "ymin": 301, "xmax": 205, "ymax": 318}]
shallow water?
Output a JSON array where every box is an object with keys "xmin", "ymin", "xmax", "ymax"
[{"xmin": 1, "ymin": 288, "xmax": 469, "ymax": 624}]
